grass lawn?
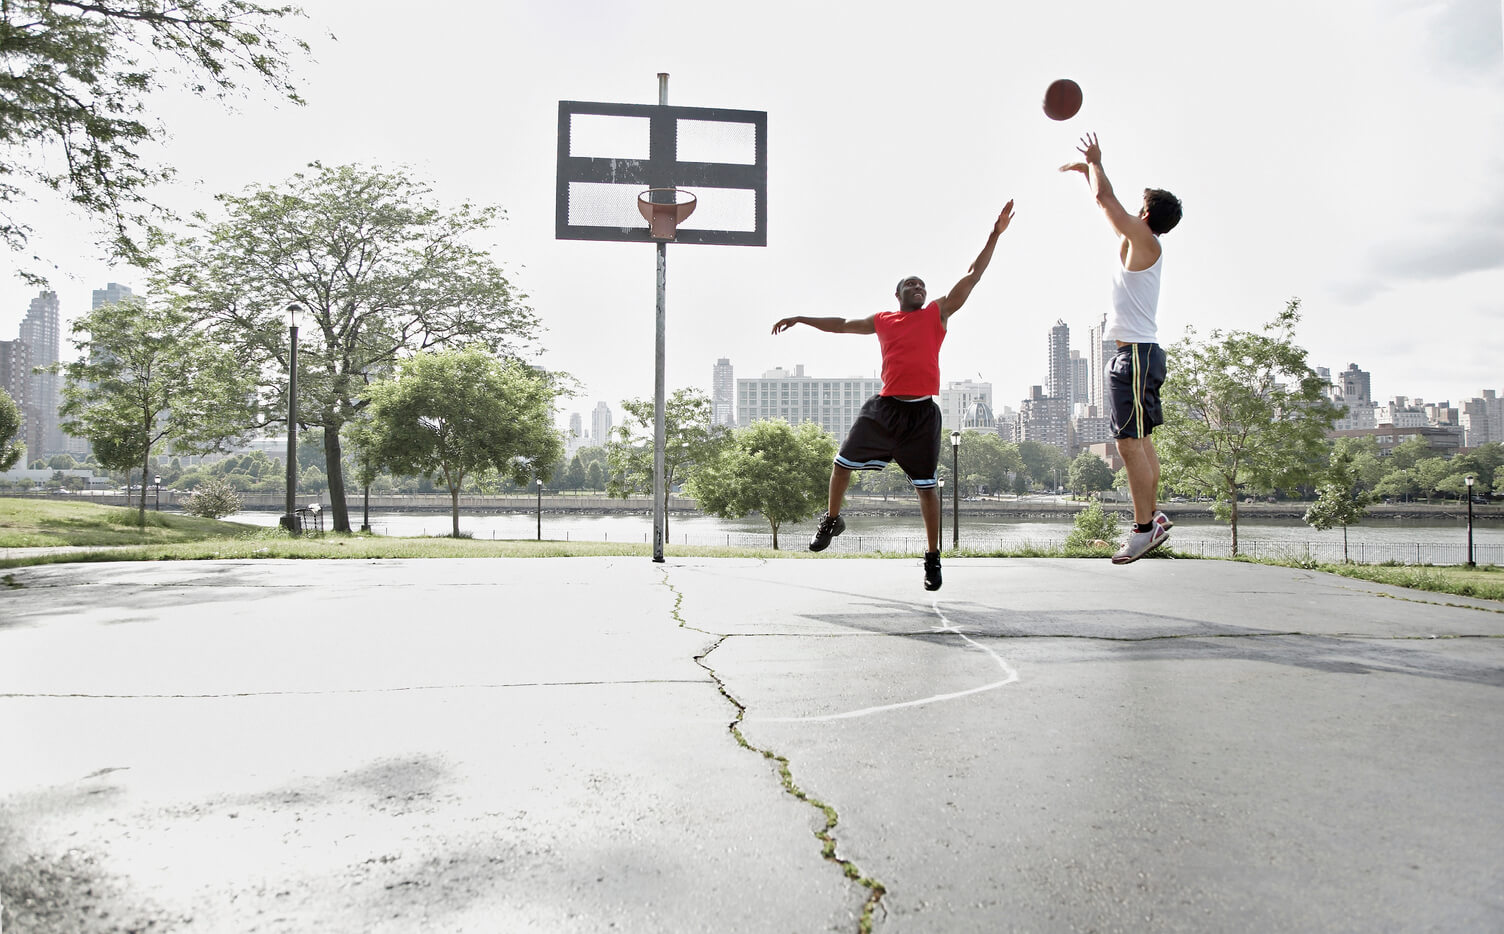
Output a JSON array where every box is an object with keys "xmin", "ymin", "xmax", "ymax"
[
  {"xmin": 0, "ymin": 497, "xmax": 260, "ymax": 548},
  {"xmin": 2, "ymin": 497, "xmax": 1501, "ymax": 604}
]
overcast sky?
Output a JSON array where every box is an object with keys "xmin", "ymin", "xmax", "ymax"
[{"xmin": 3, "ymin": 0, "xmax": 1501, "ymax": 428}]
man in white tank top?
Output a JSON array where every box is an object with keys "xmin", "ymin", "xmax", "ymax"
[{"xmin": 1061, "ymin": 133, "xmax": 1183, "ymax": 564}]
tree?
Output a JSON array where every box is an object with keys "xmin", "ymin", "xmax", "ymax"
[
  {"xmin": 1016, "ymin": 440, "xmax": 1069, "ymax": 492},
  {"xmin": 605, "ymin": 388, "xmax": 728, "ymax": 540},
  {"xmin": 353, "ymin": 347, "xmax": 562, "ymax": 538},
  {"xmin": 686, "ymin": 420, "xmax": 836, "ymax": 549},
  {"xmin": 1067, "ymin": 451, "xmax": 1115, "ymax": 496},
  {"xmin": 586, "ymin": 460, "xmax": 605, "ymax": 491},
  {"xmin": 158, "ymin": 163, "xmax": 541, "ymax": 532},
  {"xmin": 1155, "ymin": 300, "xmax": 1342, "ymax": 556},
  {"xmin": 182, "ymin": 477, "xmax": 242, "ymax": 519},
  {"xmin": 0, "ymin": 388, "xmax": 22, "ymax": 470},
  {"xmin": 56, "ymin": 296, "xmax": 256, "ymax": 525},
  {"xmin": 951, "ymin": 432, "xmax": 1021, "ymax": 497},
  {"xmin": 0, "ymin": 0, "xmax": 310, "ymax": 272},
  {"xmin": 563, "ymin": 453, "xmax": 587, "ymax": 490},
  {"xmin": 1064, "ymin": 501, "xmax": 1121, "ymax": 551},
  {"xmin": 1303, "ymin": 444, "xmax": 1372, "ymax": 563},
  {"xmin": 858, "ymin": 463, "xmax": 912, "ymax": 500}
]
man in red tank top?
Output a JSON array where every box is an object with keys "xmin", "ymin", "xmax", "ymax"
[{"xmin": 771, "ymin": 201, "xmax": 1015, "ymax": 590}]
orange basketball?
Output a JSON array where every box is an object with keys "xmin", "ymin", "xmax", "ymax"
[{"xmin": 1043, "ymin": 79, "xmax": 1083, "ymax": 121}]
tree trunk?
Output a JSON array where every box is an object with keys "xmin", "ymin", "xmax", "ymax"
[
  {"xmin": 324, "ymin": 428, "xmax": 351, "ymax": 532},
  {"xmin": 450, "ymin": 484, "xmax": 461, "ymax": 538},
  {"xmin": 1229, "ymin": 491, "xmax": 1240, "ymax": 557},
  {"xmin": 138, "ymin": 444, "xmax": 150, "ymax": 528},
  {"xmin": 770, "ymin": 519, "xmax": 779, "ymax": 550}
]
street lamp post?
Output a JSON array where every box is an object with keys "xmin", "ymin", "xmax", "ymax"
[
  {"xmin": 280, "ymin": 303, "xmax": 303, "ymax": 534},
  {"xmin": 1465, "ymin": 475, "xmax": 1476, "ymax": 568},
  {"xmin": 153, "ymin": 475, "xmax": 161, "ymax": 511},
  {"xmin": 536, "ymin": 477, "xmax": 543, "ymax": 541},
  {"xmin": 950, "ymin": 430, "xmax": 961, "ymax": 549}
]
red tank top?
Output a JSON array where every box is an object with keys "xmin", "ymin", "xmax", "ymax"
[{"xmin": 875, "ymin": 301, "xmax": 945, "ymax": 396}]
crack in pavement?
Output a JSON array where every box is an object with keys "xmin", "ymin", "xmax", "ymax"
[{"xmin": 657, "ymin": 568, "xmax": 887, "ymax": 934}]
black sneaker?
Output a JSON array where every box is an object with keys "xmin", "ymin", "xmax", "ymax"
[
  {"xmin": 923, "ymin": 551, "xmax": 942, "ymax": 591},
  {"xmin": 809, "ymin": 512, "xmax": 845, "ymax": 552}
]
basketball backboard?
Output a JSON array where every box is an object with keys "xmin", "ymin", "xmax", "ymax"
[{"xmin": 556, "ymin": 100, "xmax": 767, "ymax": 246}]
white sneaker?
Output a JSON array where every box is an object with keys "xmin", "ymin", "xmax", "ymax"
[
  {"xmin": 1112, "ymin": 523, "xmax": 1170, "ymax": 565},
  {"xmin": 1154, "ymin": 510, "xmax": 1173, "ymax": 532}
]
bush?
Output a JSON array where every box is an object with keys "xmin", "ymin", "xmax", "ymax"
[
  {"xmin": 182, "ymin": 478, "xmax": 243, "ymax": 519},
  {"xmin": 1065, "ymin": 501, "xmax": 1121, "ymax": 549}
]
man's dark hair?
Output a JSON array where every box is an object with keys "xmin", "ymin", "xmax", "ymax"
[
  {"xmin": 896, "ymin": 276, "xmax": 924, "ymax": 294},
  {"xmin": 1143, "ymin": 189, "xmax": 1182, "ymax": 235}
]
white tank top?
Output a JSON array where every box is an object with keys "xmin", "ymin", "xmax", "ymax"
[{"xmin": 1105, "ymin": 244, "xmax": 1162, "ymax": 344}]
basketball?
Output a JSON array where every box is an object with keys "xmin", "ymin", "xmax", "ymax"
[{"xmin": 1042, "ymin": 79, "xmax": 1083, "ymax": 121}]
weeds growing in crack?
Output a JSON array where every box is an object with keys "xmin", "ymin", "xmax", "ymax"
[{"xmin": 660, "ymin": 568, "xmax": 887, "ymax": 934}]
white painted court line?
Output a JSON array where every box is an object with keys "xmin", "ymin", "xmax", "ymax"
[{"xmin": 751, "ymin": 599, "xmax": 1019, "ymax": 723}]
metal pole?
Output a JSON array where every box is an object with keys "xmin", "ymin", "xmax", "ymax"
[
  {"xmin": 651, "ymin": 72, "xmax": 669, "ymax": 563},
  {"xmin": 361, "ymin": 481, "xmax": 370, "ymax": 533},
  {"xmin": 951, "ymin": 440, "xmax": 960, "ymax": 549},
  {"xmin": 282, "ymin": 316, "xmax": 299, "ymax": 534},
  {"xmin": 537, "ymin": 478, "xmax": 543, "ymax": 541},
  {"xmin": 1467, "ymin": 481, "xmax": 1475, "ymax": 567}
]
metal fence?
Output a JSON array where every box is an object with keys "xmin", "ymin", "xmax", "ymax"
[{"xmin": 408, "ymin": 524, "xmax": 1500, "ymax": 567}]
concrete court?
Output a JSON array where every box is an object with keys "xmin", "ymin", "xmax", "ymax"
[{"xmin": 1, "ymin": 555, "xmax": 1502, "ymax": 933}]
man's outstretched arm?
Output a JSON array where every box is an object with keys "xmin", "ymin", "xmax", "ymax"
[
  {"xmin": 938, "ymin": 201, "xmax": 1015, "ymax": 323},
  {"xmin": 1060, "ymin": 133, "xmax": 1159, "ymax": 263},
  {"xmin": 771, "ymin": 315, "xmax": 877, "ymax": 335}
]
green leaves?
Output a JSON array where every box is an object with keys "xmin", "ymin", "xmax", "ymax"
[
  {"xmin": 0, "ymin": 0, "xmax": 310, "ymax": 267},
  {"xmin": 353, "ymin": 347, "xmax": 563, "ymax": 537},
  {"xmin": 1157, "ymin": 299, "xmax": 1342, "ymax": 555},
  {"xmin": 686, "ymin": 420, "xmax": 836, "ymax": 549},
  {"xmin": 0, "ymin": 388, "xmax": 23, "ymax": 471},
  {"xmin": 158, "ymin": 162, "xmax": 539, "ymax": 531}
]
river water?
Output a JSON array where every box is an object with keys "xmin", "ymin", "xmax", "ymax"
[{"xmin": 229, "ymin": 508, "xmax": 1503, "ymax": 567}]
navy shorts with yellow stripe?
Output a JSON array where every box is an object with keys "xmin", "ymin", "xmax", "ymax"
[
  {"xmin": 1108, "ymin": 343, "xmax": 1166, "ymax": 439},
  {"xmin": 834, "ymin": 395, "xmax": 942, "ymax": 488}
]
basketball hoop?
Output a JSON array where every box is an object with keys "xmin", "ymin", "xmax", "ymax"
[{"xmin": 637, "ymin": 188, "xmax": 697, "ymax": 240}]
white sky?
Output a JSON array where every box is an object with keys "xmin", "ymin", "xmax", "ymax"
[{"xmin": 3, "ymin": 0, "xmax": 1502, "ymax": 428}]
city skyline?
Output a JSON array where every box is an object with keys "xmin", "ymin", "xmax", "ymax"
[{"xmin": 0, "ymin": 0, "xmax": 1498, "ymax": 425}]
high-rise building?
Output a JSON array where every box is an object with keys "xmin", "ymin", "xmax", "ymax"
[
  {"xmin": 0, "ymin": 339, "xmax": 38, "ymax": 459},
  {"xmin": 737, "ymin": 365, "xmax": 882, "ymax": 442},
  {"xmin": 1069, "ymin": 350, "xmax": 1089, "ymax": 406},
  {"xmin": 568, "ymin": 412, "xmax": 583, "ymax": 440},
  {"xmin": 1046, "ymin": 319, "xmax": 1071, "ymax": 400},
  {"xmin": 591, "ymin": 401, "xmax": 613, "ymax": 445},
  {"xmin": 1018, "ymin": 385, "xmax": 1072, "ymax": 452},
  {"xmin": 1339, "ymin": 364, "xmax": 1372, "ymax": 407},
  {"xmin": 1087, "ymin": 313, "xmax": 1112, "ymax": 412},
  {"xmin": 712, "ymin": 357, "xmax": 735, "ymax": 427},
  {"xmin": 18, "ymin": 291, "xmax": 61, "ymax": 456},
  {"xmin": 92, "ymin": 282, "xmax": 133, "ymax": 309}
]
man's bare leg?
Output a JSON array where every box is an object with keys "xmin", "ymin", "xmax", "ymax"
[
  {"xmin": 827, "ymin": 465, "xmax": 853, "ymax": 516},
  {"xmin": 1117, "ymin": 436, "xmax": 1159, "ymax": 524},
  {"xmin": 917, "ymin": 486, "xmax": 942, "ymax": 552}
]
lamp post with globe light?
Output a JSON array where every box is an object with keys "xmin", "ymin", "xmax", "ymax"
[
  {"xmin": 950, "ymin": 430, "xmax": 961, "ymax": 549},
  {"xmin": 279, "ymin": 303, "xmax": 303, "ymax": 534}
]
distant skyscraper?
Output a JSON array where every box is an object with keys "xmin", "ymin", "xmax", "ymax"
[
  {"xmin": 1087, "ymin": 313, "xmax": 1112, "ymax": 412},
  {"xmin": 92, "ymin": 282, "xmax": 133, "ymax": 309},
  {"xmin": 1340, "ymin": 363, "xmax": 1372, "ymax": 407},
  {"xmin": 1046, "ymin": 320, "xmax": 1071, "ymax": 400},
  {"xmin": 591, "ymin": 401, "xmax": 613, "ymax": 445},
  {"xmin": 1069, "ymin": 350, "xmax": 1089, "ymax": 406},
  {"xmin": 18, "ymin": 291, "xmax": 61, "ymax": 456},
  {"xmin": 712, "ymin": 357, "xmax": 735, "ymax": 427},
  {"xmin": 0, "ymin": 339, "xmax": 38, "ymax": 459},
  {"xmin": 569, "ymin": 412, "xmax": 583, "ymax": 440}
]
